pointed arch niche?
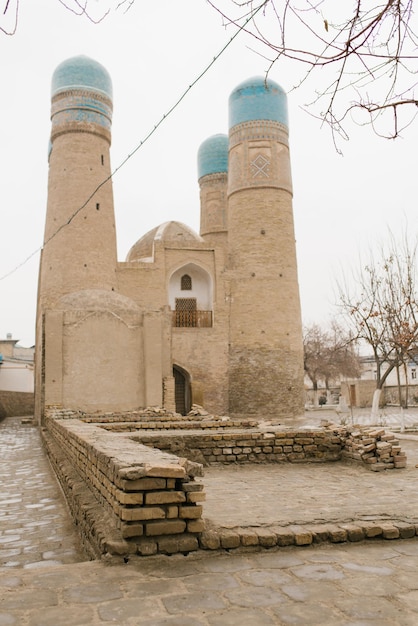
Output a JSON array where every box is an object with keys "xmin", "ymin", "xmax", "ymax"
[
  {"xmin": 169, "ymin": 263, "xmax": 213, "ymax": 328},
  {"xmin": 173, "ymin": 364, "xmax": 191, "ymax": 415}
]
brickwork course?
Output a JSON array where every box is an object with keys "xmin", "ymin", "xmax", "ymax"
[
  {"xmin": 38, "ymin": 405, "xmax": 412, "ymax": 558},
  {"xmin": 3, "ymin": 413, "xmax": 418, "ymax": 624},
  {"xmin": 35, "ymin": 59, "xmax": 305, "ymax": 423}
]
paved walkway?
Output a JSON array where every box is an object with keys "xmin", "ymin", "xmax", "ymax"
[
  {"xmin": 202, "ymin": 438, "xmax": 418, "ymax": 528},
  {"xmin": 290, "ymin": 405, "xmax": 418, "ymax": 431},
  {"xmin": 2, "ymin": 540, "xmax": 418, "ymax": 624},
  {"xmin": 2, "ymin": 414, "xmax": 418, "ymax": 625},
  {"xmin": 0, "ymin": 416, "xmax": 85, "ymax": 569}
]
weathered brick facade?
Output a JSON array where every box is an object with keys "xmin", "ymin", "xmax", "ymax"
[
  {"xmin": 35, "ymin": 58, "xmax": 304, "ymax": 424},
  {"xmin": 0, "ymin": 391, "xmax": 34, "ymax": 418}
]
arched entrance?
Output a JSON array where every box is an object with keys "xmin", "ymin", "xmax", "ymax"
[
  {"xmin": 173, "ymin": 365, "xmax": 191, "ymax": 415},
  {"xmin": 168, "ymin": 263, "xmax": 213, "ymax": 328}
]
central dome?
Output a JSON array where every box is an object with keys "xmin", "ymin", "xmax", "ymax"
[
  {"xmin": 126, "ymin": 222, "xmax": 204, "ymax": 262},
  {"xmin": 51, "ymin": 55, "xmax": 112, "ymax": 99}
]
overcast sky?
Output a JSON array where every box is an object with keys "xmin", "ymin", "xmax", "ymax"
[{"xmin": 0, "ymin": 1, "xmax": 417, "ymax": 346}]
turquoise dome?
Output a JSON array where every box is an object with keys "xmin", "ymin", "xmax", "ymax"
[
  {"xmin": 52, "ymin": 55, "xmax": 112, "ymax": 99},
  {"xmin": 198, "ymin": 134, "xmax": 228, "ymax": 179},
  {"xmin": 229, "ymin": 76, "xmax": 288, "ymax": 128}
]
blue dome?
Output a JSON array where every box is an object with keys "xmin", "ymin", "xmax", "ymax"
[
  {"xmin": 52, "ymin": 55, "xmax": 112, "ymax": 99},
  {"xmin": 198, "ymin": 134, "xmax": 228, "ymax": 179},
  {"xmin": 229, "ymin": 76, "xmax": 288, "ymax": 128}
]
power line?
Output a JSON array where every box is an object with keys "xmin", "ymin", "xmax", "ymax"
[{"xmin": 0, "ymin": 3, "xmax": 264, "ymax": 283}]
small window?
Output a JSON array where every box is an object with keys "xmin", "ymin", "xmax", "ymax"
[
  {"xmin": 412, "ymin": 368, "xmax": 417, "ymax": 380},
  {"xmin": 181, "ymin": 274, "xmax": 192, "ymax": 290}
]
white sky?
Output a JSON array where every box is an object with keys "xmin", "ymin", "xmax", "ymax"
[{"xmin": 0, "ymin": 1, "xmax": 417, "ymax": 347}]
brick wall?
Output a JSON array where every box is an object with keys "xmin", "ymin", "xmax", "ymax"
[
  {"xmin": 42, "ymin": 409, "xmax": 407, "ymax": 558},
  {"xmin": 43, "ymin": 416, "xmax": 205, "ymax": 558},
  {"xmin": 0, "ymin": 391, "xmax": 34, "ymax": 418},
  {"xmin": 137, "ymin": 430, "xmax": 343, "ymax": 464}
]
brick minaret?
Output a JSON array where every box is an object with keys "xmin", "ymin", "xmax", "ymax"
[
  {"xmin": 35, "ymin": 56, "xmax": 118, "ymax": 421},
  {"xmin": 226, "ymin": 77, "xmax": 304, "ymax": 417},
  {"xmin": 198, "ymin": 134, "xmax": 228, "ymax": 246},
  {"xmin": 38, "ymin": 55, "xmax": 117, "ymax": 307}
]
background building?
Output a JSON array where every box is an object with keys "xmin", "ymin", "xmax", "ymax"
[
  {"xmin": 0, "ymin": 334, "xmax": 34, "ymax": 418},
  {"xmin": 0, "ymin": 334, "xmax": 34, "ymax": 393}
]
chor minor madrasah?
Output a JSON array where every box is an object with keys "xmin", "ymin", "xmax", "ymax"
[{"xmin": 34, "ymin": 55, "xmax": 305, "ymax": 422}]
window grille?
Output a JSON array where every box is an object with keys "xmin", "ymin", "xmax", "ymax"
[
  {"xmin": 181, "ymin": 274, "xmax": 192, "ymax": 290},
  {"xmin": 176, "ymin": 298, "xmax": 196, "ymax": 312},
  {"xmin": 173, "ymin": 298, "xmax": 211, "ymax": 327},
  {"xmin": 175, "ymin": 298, "xmax": 197, "ymax": 327}
]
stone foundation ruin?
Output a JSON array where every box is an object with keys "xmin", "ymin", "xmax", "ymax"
[{"xmin": 41, "ymin": 407, "xmax": 409, "ymax": 559}]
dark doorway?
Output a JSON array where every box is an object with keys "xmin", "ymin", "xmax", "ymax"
[
  {"xmin": 349, "ymin": 384, "xmax": 357, "ymax": 407},
  {"xmin": 173, "ymin": 365, "xmax": 191, "ymax": 415}
]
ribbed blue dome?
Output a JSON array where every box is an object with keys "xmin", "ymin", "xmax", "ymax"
[
  {"xmin": 52, "ymin": 55, "xmax": 112, "ymax": 99},
  {"xmin": 229, "ymin": 76, "xmax": 288, "ymax": 128},
  {"xmin": 198, "ymin": 134, "xmax": 228, "ymax": 179}
]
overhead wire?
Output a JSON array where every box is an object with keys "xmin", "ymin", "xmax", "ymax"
[{"xmin": 0, "ymin": 2, "xmax": 265, "ymax": 283}]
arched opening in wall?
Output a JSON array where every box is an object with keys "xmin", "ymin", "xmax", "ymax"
[
  {"xmin": 168, "ymin": 263, "xmax": 213, "ymax": 328},
  {"xmin": 173, "ymin": 365, "xmax": 191, "ymax": 415}
]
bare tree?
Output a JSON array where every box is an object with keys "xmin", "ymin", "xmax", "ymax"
[
  {"xmin": 207, "ymin": 1, "xmax": 418, "ymax": 142},
  {"xmin": 303, "ymin": 324, "xmax": 326, "ymax": 405},
  {"xmin": 1, "ymin": 0, "xmax": 19, "ymax": 35},
  {"xmin": 3, "ymin": 1, "xmax": 416, "ymax": 139},
  {"xmin": 303, "ymin": 322, "xmax": 360, "ymax": 405},
  {"xmin": 326, "ymin": 321, "xmax": 362, "ymax": 384},
  {"xmin": 337, "ymin": 233, "xmax": 418, "ymax": 415},
  {"xmin": 0, "ymin": 0, "xmax": 131, "ymax": 33}
]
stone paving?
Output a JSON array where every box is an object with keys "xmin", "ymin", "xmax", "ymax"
[
  {"xmin": 2, "ymin": 413, "xmax": 418, "ymax": 624},
  {"xmin": 0, "ymin": 416, "xmax": 86, "ymax": 569},
  {"xmin": 301, "ymin": 405, "xmax": 418, "ymax": 430},
  {"xmin": 202, "ymin": 438, "xmax": 418, "ymax": 529},
  {"xmin": 2, "ymin": 540, "xmax": 418, "ymax": 624}
]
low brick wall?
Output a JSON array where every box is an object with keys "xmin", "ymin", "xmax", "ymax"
[
  {"xmin": 132, "ymin": 426, "xmax": 408, "ymax": 471},
  {"xmin": 49, "ymin": 407, "xmax": 258, "ymax": 430},
  {"xmin": 0, "ymin": 391, "xmax": 34, "ymax": 418},
  {"xmin": 199, "ymin": 519, "xmax": 418, "ymax": 552},
  {"xmin": 43, "ymin": 417, "xmax": 205, "ymax": 558},
  {"xmin": 42, "ymin": 408, "xmax": 408, "ymax": 559},
  {"xmin": 135, "ymin": 430, "xmax": 343, "ymax": 464}
]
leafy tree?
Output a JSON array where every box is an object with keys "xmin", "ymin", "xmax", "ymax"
[{"xmin": 337, "ymin": 233, "xmax": 418, "ymax": 413}]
